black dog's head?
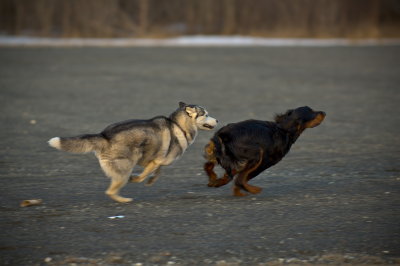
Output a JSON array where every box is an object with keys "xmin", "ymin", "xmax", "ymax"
[{"xmin": 275, "ymin": 106, "xmax": 326, "ymax": 136}]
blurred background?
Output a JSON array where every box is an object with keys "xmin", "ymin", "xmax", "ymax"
[{"xmin": 1, "ymin": 0, "xmax": 400, "ymax": 39}]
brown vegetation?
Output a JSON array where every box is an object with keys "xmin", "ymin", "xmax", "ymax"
[{"xmin": 0, "ymin": 0, "xmax": 399, "ymax": 38}]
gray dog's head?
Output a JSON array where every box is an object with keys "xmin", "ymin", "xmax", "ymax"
[{"xmin": 179, "ymin": 102, "xmax": 218, "ymax": 130}]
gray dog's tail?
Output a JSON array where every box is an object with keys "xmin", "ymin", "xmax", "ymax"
[{"xmin": 48, "ymin": 134, "xmax": 107, "ymax": 153}]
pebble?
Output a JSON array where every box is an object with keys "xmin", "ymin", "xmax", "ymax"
[
  {"xmin": 215, "ymin": 260, "xmax": 228, "ymax": 266},
  {"xmin": 162, "ymin": 251, "xmax": 172, "ymax": 256},
  {"xmin": 108, "ymin": 215, "xmax": 125, "ymax": 219},
  {"xmin": 108, "ymin": 256, "xmax": 123, "ymax": 263}
]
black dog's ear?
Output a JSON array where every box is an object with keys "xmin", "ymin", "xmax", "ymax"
[
  {"xmin": 274, "ymin": 109, "xmax": 293, "ymax": 123},
  {"xmin": 179, "ymin": 102, "xmax": 187, "ymax": 108},
  {"xmin": 274, "ymin": 113, "xmax": 283, "ymax": 123}
]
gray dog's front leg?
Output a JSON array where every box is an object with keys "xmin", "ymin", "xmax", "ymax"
[
  {"xmin": 131, "ymin": 161, "xmax": 160, "ymax": 183},
  {"xmin": 145, "ymin": 167, "xmax": 162, "ymax": 186}
]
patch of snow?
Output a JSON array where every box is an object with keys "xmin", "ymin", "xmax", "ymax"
[{"xmin": 0, "ymin": 35, "xmax": 399, "ymax": 47}]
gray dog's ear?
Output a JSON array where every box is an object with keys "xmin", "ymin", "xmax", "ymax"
[
  {"xmin": 185, "ymin": 106, "xmax": 197, "ymax": 118},
  {"xmin": 179, "ymin": 102, "xmax": 196, "ymax": 117}
]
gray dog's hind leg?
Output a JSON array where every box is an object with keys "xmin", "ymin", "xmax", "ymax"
[{"xmin": 100, "ymin": 159, "xmax": 135, "ymax": 203}]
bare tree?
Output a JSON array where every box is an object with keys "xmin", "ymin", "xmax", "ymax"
[
  {"xmin": 223, "ymin": 0, "xmax": 236, "ymax": 34},
  {"xmin": 138, "ymin": 0, "xmax": 149, "ymax": 36}
]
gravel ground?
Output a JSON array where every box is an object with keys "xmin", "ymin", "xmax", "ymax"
[{"xmin": 0, "ymin": 46, "xmax": 399, "ymax": 265}]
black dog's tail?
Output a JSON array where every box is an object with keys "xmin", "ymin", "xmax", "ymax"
[
  {"xmin": 207, "ymin": 134, "xmax": 238, "ymax": 177},
  {"xmin": 48, "ymin": 134, "xmax": 107, "ymax": 153},
  {"xmin": 212, "ymin": 135, "xmax": 224, "ymax": 160}
]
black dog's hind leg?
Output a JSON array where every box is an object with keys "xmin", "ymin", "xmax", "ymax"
[
  {"xmin": 212, "ymin": 172, "xmax": 234, "ymax": 187},
  {"xmin": 205, "ymin": 161, "xmax": 234, "ymax": 187},
  {"xmin": 204, "ymin": 161, "xmax": 218, "ymax": 186}
]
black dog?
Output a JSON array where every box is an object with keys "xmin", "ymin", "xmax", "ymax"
[{"xmin": 204, "ymin": 106, "xmax": 326, "ymax": 196}]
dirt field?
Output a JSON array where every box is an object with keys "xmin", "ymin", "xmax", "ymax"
[{"xmin": 0, "ymin": 46, "xmax": 399, "ymax": 265}]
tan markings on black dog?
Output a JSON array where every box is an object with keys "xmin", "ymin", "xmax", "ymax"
[
  {"xmin": 305, "ymin": 112, "xmax": 325, "ymax": 128},
  {"xmin": 49, "ymin": 102, "xmax": 217, "ymax": 203}
]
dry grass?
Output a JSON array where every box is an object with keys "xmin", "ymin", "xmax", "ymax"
[{"xmin": 0, "ymin": 0, "xmax": 399, "ymax": 38}]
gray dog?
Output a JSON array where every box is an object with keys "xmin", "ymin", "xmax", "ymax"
[{"xmin": 49, "ymin": 102, "xmax": 218, "ymax": 203}]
